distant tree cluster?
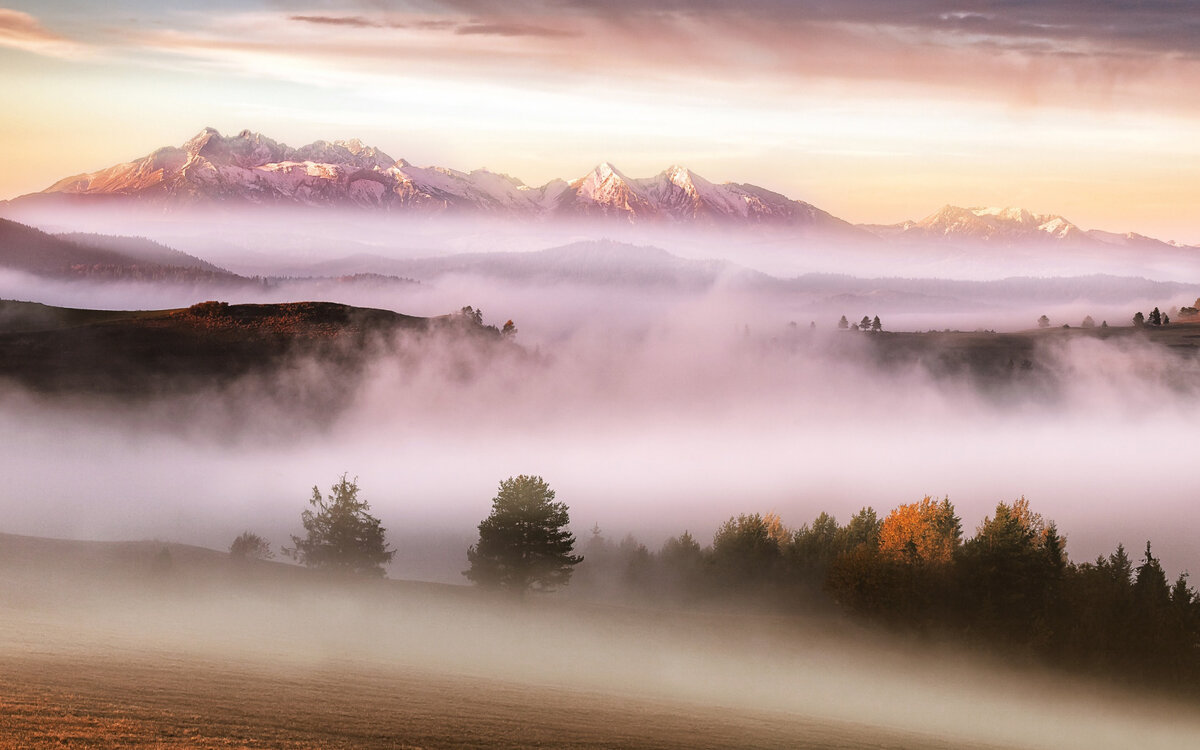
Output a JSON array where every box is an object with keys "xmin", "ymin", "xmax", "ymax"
[
  {"xmin": 574, "ymin": 496, "xmax": 1200, "ymax": 688},
  {"xmin": 235, "ymin": 471, "xmax": 580, "ymax": 593},
  {"xmin": 838, "ymin": 314, "xmax": 882, "ymax": 332},
  {"xmin": 232, "ymin": 471, "xmax": 1200, "ymax": 689},
  {"xmin": 1134, "ymin": 306, "xmax": 1172, "ymax": 327}
]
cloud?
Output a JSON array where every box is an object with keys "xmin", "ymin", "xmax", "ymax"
[
  {"xmin": 288, "ymin": 12, "xmax": 577, "ymax": 38},
  {"xmin": 289, "ymin": 15, "xmax": 379, "ymax": 29},
  {"xmin": 94, "ymin": 2, "xmax": 1200, "ymax": 120},
  {"xmin": 0, "ymin": 8, "xmax": 88, "ymax": 58},
  {"xmin": 454, "ymin": 23, "xmax": 579, "ymax": 38}
]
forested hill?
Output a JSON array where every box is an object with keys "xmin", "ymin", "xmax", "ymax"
[{"xmin": 0, "ymin": 300, "xmax": 495, "ymax": 396}]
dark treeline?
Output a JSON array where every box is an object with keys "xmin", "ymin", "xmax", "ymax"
[{"xmin": 575, "ymin": 497, "xmax": 1200, "ymax": 688}]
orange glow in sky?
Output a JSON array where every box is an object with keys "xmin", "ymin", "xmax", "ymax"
[{"xmin": 1, "ymin": 2, "xmax": 1198, "ymax": 242}]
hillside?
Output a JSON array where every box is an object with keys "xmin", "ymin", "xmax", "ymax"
[
  {"xmin": 0, "ymin": 218, "xmax": 243, "ymax": 283},
  {"xmin": 2, "ymin": 530, "xmax": 1198, "ymax": 749},
  {"xmin": 0, "ymin": 299, "xmax": 435, "ymax": 395}
]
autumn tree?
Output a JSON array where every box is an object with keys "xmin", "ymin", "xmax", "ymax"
[
  {"xmin": 878, "ymin": 496, "xmax": 961, "ymax": 565},
  {"xmin": 285, "ymin": 475, "xmax": 394, "ymax": 577},
  {"xmin": 464, "ymin": 475, "xmax": 582, "ymax": 595}
]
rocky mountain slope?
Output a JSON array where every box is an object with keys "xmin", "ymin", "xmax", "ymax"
[{"xmin": 3, "ymin": 128, "xmax": 860, "ymax": 235}]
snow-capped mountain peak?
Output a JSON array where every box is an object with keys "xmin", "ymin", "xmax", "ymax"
[
  {"xmin": 18, "ymin": 128, "xmax": 860, "ymax": 235},
  {"xmin": 866, "ymin": 204, "xmax": 1092, "ymax": 246}
]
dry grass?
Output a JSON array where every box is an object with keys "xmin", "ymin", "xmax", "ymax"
[
  {"xmin": 0, "ymin": 647, "xmax": 998, "ymax": 750},
  {"xmin": 2, "ymin": 534, "xmax": 1197, "ymax": 750}
]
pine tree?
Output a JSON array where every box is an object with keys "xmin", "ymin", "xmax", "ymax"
[
  {"xmin": 465, "ymin": 475, "xmax": 582, "ymax": 595},
  {"xmin": 285, "ymin": 475, "xmax": 394, "ymax": 577}
]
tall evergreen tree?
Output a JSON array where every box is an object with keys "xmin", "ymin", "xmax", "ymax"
[
  {"xmin": 465, "ymin": 475, "xmax": 582, "ymax": 595},
  {"xmin": 285, "ymin": 475, "xmax": 394, "ymax": 577}
]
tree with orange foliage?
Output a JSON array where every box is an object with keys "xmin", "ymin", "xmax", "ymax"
[{"xmin": 877, "ymin": 496, "xmax": 961, "ymax": 565}]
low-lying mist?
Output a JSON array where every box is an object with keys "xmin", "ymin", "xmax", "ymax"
[
  {"xmin": 2, "ymin": 283, "xmax": 1198, "ymax": 584},
  {"xmin": 2, "ymin": 545, "xmax": 1197, "ymax": 750}
]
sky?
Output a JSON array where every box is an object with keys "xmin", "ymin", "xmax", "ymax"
[{"xmin": 1, "ymin": 1, "xmax": 1199, "ymax": 242}]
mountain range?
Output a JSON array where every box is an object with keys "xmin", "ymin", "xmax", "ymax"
[
  {"xmin": 7, "ymin": 128, "xmax": 854, "ymax": 234},
  {"xmin": 5, "ymin": 127, "xmax": 1190, "ymax": 252}
]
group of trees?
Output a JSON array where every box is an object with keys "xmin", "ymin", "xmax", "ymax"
[
  {"xmin": 457, "ymin": 306, "xmax": 518, "ymax": 338},
  {"xmin": 1038, "ymin": 315, "xmax": 1108, "ymax": 329},
  {"xmin": 232, "ymin": 476, "xmax": 1199, "ymax": 687},
  {"xmin": 237, "ymin": 473, "xmax": 581, "ymax": 592},
  {"xmin": 574, "ymin": 496, "xmax": 1200, "ymax": 686},
  {"xmin": 838, "ymin": 315, "xmax": 882, "ymax": 332},
  {"xmin": 1134, "ymin": 307, "xmax": 1170, "ymax": 327}
]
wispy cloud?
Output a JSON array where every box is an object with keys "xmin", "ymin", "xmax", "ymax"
[
  {"xmin": 289, "ymin": 12, "xmax": 575, "ymax": 38},
  {"xmin": 0, "ymin": 8, "xmax": 88, "ymax": 58},
  {"xmin": 240, "ymin": 1, "xmax": 1200, "ymax": 114},
  {"xmin": 289, "ymin": 15, "xmax": 378, "ymax": 29},
  {"xmin": 454, "ymin": 22, "xmax": 579, "ymax": 38}
]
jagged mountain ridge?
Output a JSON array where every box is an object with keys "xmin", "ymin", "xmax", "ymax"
[
  {"xmin": 862, "ymin": 205, "xmax": 1195, "ymax": 251},
  {"xmin": 20, "ymin": 128, "xmax": 852, "ymax": 231},
  {"xmin": 8, "ymin": 128, "xmax": 1195, "ymax": 249}
]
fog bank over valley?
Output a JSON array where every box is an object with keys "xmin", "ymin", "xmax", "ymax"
[{"xmin": 1, "ymin": 291, "xmax": 1198, "ymax": 583}]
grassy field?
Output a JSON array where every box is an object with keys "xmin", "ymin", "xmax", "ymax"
[
  {"xmin": 0, "ymin": 649, "xmax": 1005, "ymax": 750},
  {"xmin": 2, "ymin": 534, "xmax": 1199, "ymax": 749}
]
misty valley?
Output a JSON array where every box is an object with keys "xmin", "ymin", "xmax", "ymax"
[
  {"xmin": 3, "ymin": 207, "xmax": 1200, "ymax": 748},
  {"xmin": 3, "ymin": 124, "xmax": 1200, "ymax": 748}
]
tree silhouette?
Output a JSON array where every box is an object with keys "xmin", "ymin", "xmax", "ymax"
[
  {"xmin": 230, "ymin": 531, "xmax": 274, "ymax": 562},
  {"xmin": 837, "ymin": 315, "xmax": 849, "ymax": 329},
  {"xmin": 1148, "ymin": 307, "xmax": 1162, "ymax": 326},
  {"xmin": 285, "ymin": 475, "xmax": 394, "ymax": 577},
  {"xmin": 1037, "ymin": 315, "xmax": 1050, "ymax": 328},
  {"xmin": 1133, "ymin": 311, "xmax": 1145, "ymax": 326},
  {"xmin": 465, "ymin": 475, "xmax": 582, "ymax": 595}
]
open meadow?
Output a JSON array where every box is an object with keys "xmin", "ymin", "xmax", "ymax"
[{"xmin": 2, "ymin": 533, "xmax": 1198, "ymax": 750}]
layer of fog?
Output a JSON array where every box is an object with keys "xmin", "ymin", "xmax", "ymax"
[
  {"xmin": 8, "ymin": 204, "xmax": 1200, "ymax": 283},
  {"xmin": 2, "ymin": 552, "xmax": 1197, "ymax": 750},
  {"xmin": 1, "ymin": 279, "xmax": 1199, "ymax": 584},
  {"xmin": 1, "ymin": 265, "xmax": 1193, "ymax": 343}
]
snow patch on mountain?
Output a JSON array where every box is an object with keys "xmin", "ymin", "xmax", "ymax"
[{"xmin": 25, "ymin": 128, "xmax": 854, "ymax": 232}]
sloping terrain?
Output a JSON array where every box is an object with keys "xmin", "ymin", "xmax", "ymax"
[
  {"xmin": 0, "ymin": 218, "xmax": 243, "ymax": 283},
  {"xmin": 0, "ymin": 300, "xmax": 431, "ymax": 395},
  {"xmin": 1, "ymin": 532, "xmax": 1197, "ymax": 749}
]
